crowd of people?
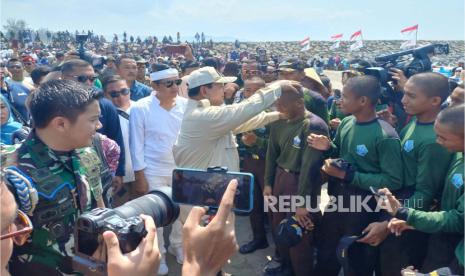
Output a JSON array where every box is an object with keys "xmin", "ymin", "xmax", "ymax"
[{"xmin": 0, "ymin": 33, "xmax": 464, "ymax": 276}]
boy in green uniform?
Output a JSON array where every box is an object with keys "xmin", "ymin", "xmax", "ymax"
[
  {"xmin": 263, "ymin": 83, "xmax": 329, "ymax": 275},
  {"xmin": 309, "ymin": 75, "xmax": 403, "ymax": 276},
  {"xmin": 237, "ymin": 77, "xmax": 271, "ymax": 253},
  {"xmin": 8, "ymin": 80, "xmax": 105, "ymax": 276},
  {"xmin": 373, "ymin": 72, "xmax": 454, "ymax": 275},
  {"xmin": 381, "ymin": 103, "xmax": 464, "ymax": 275},
  {"xmin": 277, "ymin": 58, "xmax": 329, "ymax": 123}
]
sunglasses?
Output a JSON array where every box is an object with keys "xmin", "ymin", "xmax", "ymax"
[
  {"xmin": 72, "ymin": 75, "xmax": 98, "ymax": 83},
  {"xmin": 0, "ymin": 209, "xmax": 33, "ymax": 246},
  {"xmin": 160, "ymin": 79, "xmax": 182, "ymax": 88},
  {"xmin": 109, "ymin": 88, "xmax": 130, "ymax": 98},
  {"xmin": 7, "ymin": 65, "xmax": 22, "ymax": 69}
]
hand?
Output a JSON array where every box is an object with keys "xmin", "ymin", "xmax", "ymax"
[
  {"xmin": 389, "ymin": 68, "xmax": 408, "ymax": 91},
  {"xmin": 182, "ymin": 180, "xmax": 239, "ymax": 276},
  {"xmin": 224, "ymin": 83, "xmax": 239, "ymax": 100},
  {"xmin": 278, "ymin": 112, "xmax": 288, "ymax": 120},
  {"xmin": 329, "ymin": 118, "xmax": 341, "ymax": 130},
  {"xmin": 183, "ymin": 43, "xmax": 195, "ymax": 61},
  {"xmin": 357, "ymin": 221, "xmax": 389, "ymax": 246},
  {"xmin": 295, "ymin": 207, "xmax": 314, "ymax": 230},
  {"xmin": 307, "ymin": 133, "xmax": 331, "ymax": 151},
  {"xmin": 377, "ymin": 109, "xmax": 397, "ymax": 127},
  {"xmin": 112, "ymin": 176, "xmax": 124, "ymax": 194},
  {"xmin": 241, "ymin": 132, "xmax": 257, "ymax": 146},
  {"xmin": 388, "ymin": 218, "xmax": 414, "ymax": 236},
  {"xmin": 377, "ymin": 188, "xmax": 402, "ymax": 216},
  {"xmin": 104, "ymin": 215, "xmax": 160, "ymax": 276},
  {"xmin": 263, "ymin": 185, "xmax": 273, "ymax": 197},
  {"xmin": 321, "ymin": 159, "xmax": 346, "ymax": 179}
]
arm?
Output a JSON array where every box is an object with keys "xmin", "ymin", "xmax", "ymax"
[
  {"xmin": 403, "ymin": 195, "xmax": 464, "ymax": 234},
  {"xmin": 129, "ymin": 106, "xmax": 148, "ymax": 195},
  {"xmin": 350, "ymin": 138, "xmax": 403, "ymax": 191},
  {"xmin": 403, "ymin": 143, "xmax": 452, "ymax": 210},
  {"xmin": 264, "ymin": 124, "xmax": 280, "ymax": 189},
  {"xmin": 233, "ymin": 111, "xmax": 280, "ymax": 134},
  {"xmin": 202, "ymin": 84, "xmax": 281, "ymax": 139}
]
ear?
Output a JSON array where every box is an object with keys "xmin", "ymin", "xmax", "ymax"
[
  {"xmin": 150, "ymin": 82, "xmax": 157, "ymax": 90},
  {"xmin": 359, "ymin": 96, "xmax": 368, "ymax": 106},
  {"xmin": 431, "ymin": 96, "xmax": 442, "ymax": 107},
  {"xmin": 49, "ymin": 116, "xmax": 68, "ymax": 133},
  {"xmin": 200, "ymin": 86, "xmax": 208, "ymax": 98}
]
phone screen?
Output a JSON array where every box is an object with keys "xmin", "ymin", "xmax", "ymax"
[{"xmin": 172, "ymin": 169, "xmax": 253, "ymax": 213}]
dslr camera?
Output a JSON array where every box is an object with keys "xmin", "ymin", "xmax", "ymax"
[{"xmin": 72, "ymin": 187, "xmax": 180, "ymax": 276}]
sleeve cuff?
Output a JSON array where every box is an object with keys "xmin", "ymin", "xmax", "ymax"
[{"xmin": 395, "ymin": 207, "xmax": 410, "ymax": 221}]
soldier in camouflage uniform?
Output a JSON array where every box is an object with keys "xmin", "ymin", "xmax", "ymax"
[
  {"xmin": 237, "ymin": 77, "xmax": 271, "ymax": 254},
  {"xmin": 7, "ymin": 80, "xmax": 105, "ymax": 276}
]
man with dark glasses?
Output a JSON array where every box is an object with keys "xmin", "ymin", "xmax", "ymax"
[
  {"xmin": 130, "ymin": 63, "xmax": 187, "ymax": 275},
  {"xmin": 61, "ymin": 59, "xmax": 126, "ymax": 197}
]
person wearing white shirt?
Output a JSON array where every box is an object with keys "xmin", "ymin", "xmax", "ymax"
[
  {"xmin": 129, "ymin": 64, "xmax": 187, "ymax": 275},
  {"xmin": 174, "ymin": 66, "xmax": 287, "ymax": 171}
]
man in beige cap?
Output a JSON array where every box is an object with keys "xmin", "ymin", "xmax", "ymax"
[{"xmin": 173, "ymin": 66, "xmax": 286, "ymax": 172}]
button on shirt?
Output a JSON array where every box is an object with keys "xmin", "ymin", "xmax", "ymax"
[
  {"xmin": 130, "ymin": 94, "xmax": 188, "ymax": 177},
  {"xmin": 130, "ymin": 80, "xmax": 153, "ymax": 101},
  {"xmin": 173, "ymin": 84, "xmax": 282, "ymax": 171}
]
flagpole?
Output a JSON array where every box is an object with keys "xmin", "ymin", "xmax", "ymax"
[{"xmin": 415, "ymin": 27, "xmax": 418, "ymax": 47}]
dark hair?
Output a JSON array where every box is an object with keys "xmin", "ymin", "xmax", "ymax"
[
  {"xmin": 344, "ymin": 75, "xmax": 381, "ymax": 106},
  {"xmin": 408, "ymin": 72, "xmax": 450, "ymax": 103},
  {"xmin": 437, "ymin": 104, "xmax": 464, "ymax": 136},
  {"xmin": 181, "ymin": 60, "xmax": 200, "ymax": 73},
  {"xmin": 150, "ymin": 63, "xmax": 172, "ymax": 84},
  {"xmin": 320, "ymin": 75, "xmax": 331, "ymax": 90},
  {"xmin": 188, "ymin": 83, "xmax": 213, "ymax": 98},
  {"xmin": 30, "ymin": 66, "xmax": 52, "ymax": 85},
  {"xmin": 61, "ymin": 59, "xmax": 91, "ymax": 76},
  {"xmin": 7, "ymin": 58, "xmax": 21, "ymax": 66},
  {"xmin": 115, "ymin": 54, "xmax": 135, "ymax": 67},
  {"xmin": 244, "ymin": 76, "xmax": 265, "ymax": 87},
  {"xmin": 55, "ymin": 52, "xmax": 65, "ymax": 58},
  {"xmin": 202, "ymin": 57, "xmax": 219, "ymax": 70},
  {"xmin": 29, "ymin": 79, "xmax": 96, "ymax": 128},
  {"xmin": 223, "ymin": 61, "xmax": 240, "ymax": 77},
  {"xmin": 102, "ymin": 74, "xmax": 125, "ymax": 92}
]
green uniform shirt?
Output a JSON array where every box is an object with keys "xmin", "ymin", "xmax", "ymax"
[
  {"xmin": 400, "ymin": 119, "xmax": 453, "ymax": 210},
  {"xmin": 328, "ymin": 116, "xmax": 403, "ymax": 191},
  {"xmin": 264, "ymin": 112, "xmax": 329, "ymax": 200},
  {"xmin": 303, "ymin": 88, "xmax": 329, "ymax": 124},
  {"xmin": 237, "ymin": 126, "xmax": 269, "ymax": 161},
  {"xmin": 406, "ymin": 153, "xmax": 464, "ymax": 234}
]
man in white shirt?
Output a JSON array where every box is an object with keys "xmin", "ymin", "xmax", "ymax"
[
  {"xmin": 103, "ymin": 75, "xmax": 139, "ymax": 205},
  {"xmin": 173, "ymin": 66, "xmax": 286, "ymax": 171},
  {"xmin": 129, "ymin": 64, "xmax": 187, "ymax": 275}
]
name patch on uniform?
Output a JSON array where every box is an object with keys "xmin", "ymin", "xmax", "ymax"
[
  {"xmin": 451, "ymin": 174, "xmax": 464, "ymax": 189},
  {"xmin": 404, "ymin": 140, "xmax": 414, "ymax": 153},
  {"xmin": 292, "ymin": 135, "xmax": 301, "ymax": 149},
  {"xmin": 356, "ymin": 144, "xmax": 368, "ymax": 156}
]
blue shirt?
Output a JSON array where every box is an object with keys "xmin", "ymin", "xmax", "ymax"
[
  {"xmin": 5, "ymin": 78, "xmax": 32, "ymax": 122},
  {"xmin": 130, "ymin": 80, "xmax": 152, "ymax": 101}
]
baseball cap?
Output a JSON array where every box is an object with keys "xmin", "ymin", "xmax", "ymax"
[
  {"xmin": 304, "ymin": 68, "xmax": 324, "ymax": 86},
  {"xmin": 187, "ymin": 66, "xmax": 236, "ymax": 89},
  {"xmin": 336, "ymin": 234, "xmax": 368, "ymax": 274},
  {"xmin": 277, "ymin": 58, "xmax": 307, "ymax": 72},
  {"xmin": 275, "ymin": 216, "xmax": 304, "ymax": 248}
]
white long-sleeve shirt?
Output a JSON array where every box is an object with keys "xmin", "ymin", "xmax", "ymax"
[
  {"xmin": 173, "ymin": 84, "xmax": 282, "ymax": 171},
  {"xmin": 130, "ymin": 94, "xmax": 187, "ymax": 177}
]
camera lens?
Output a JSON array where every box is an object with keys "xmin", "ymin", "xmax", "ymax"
[{"xmin": 112, "ymin": 186, "xmax": 180, "ymax": 227}]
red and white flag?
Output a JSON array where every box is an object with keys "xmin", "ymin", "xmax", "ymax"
[
  {"xmin": 300, "ymin": 37, "xmax": 310, "ymax": 51},
  {"xmin": 300, "ymin": 37, "xmax": 310, "ymax": 46},
  {"xmin": 350, "ymin": 30, "xmax": 362, "ymax": 41},
  {"xmin": 400, "ymin": 24, "xmax": 418, "ymax": 49},
  {"xmin": 331, "ymin": 34, "xmax": 343, "ymax": 40},
  {"xmin": 401, "ymin": 24, "xmax": 418, "ymax": 34}
]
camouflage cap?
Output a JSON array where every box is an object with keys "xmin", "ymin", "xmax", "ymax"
[{"xmin": 277, "ymin": 58, "xmax": 307, "ymax": 72}]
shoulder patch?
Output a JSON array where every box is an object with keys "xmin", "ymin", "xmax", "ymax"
[{"xmin": 451, "ymin": 174, "xmax": 464, "ymax": 189}]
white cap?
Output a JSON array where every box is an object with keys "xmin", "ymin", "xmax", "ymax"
[{"xmin": 187, "ymin": 66, "xmax": 237, "ymax": 89}]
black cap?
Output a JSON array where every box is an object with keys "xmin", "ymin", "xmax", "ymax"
[{"xmin": 275, "ymin": 216, "xmax": 304, "ymax": 248}]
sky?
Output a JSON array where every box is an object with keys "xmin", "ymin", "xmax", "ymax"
[{"xmin": 1, "ymin": 0, "xmax": 464, "ymax": 41}]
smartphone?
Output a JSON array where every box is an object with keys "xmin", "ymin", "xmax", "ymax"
[
  {"xmin": 163, "ymin": 45, "xmax": 186, "ymax": 56},
  {"xmin": 172, "ymin": 168, "xmax": 254, "ymax": 214},
  {"xmin": 369, "ymin": 186, "xmax": 386, "ymax": 200}
]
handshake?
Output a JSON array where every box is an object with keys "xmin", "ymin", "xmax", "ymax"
[{"xmin": 76, "ymin": 180, "xmax": 239, "ymax": 276}]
